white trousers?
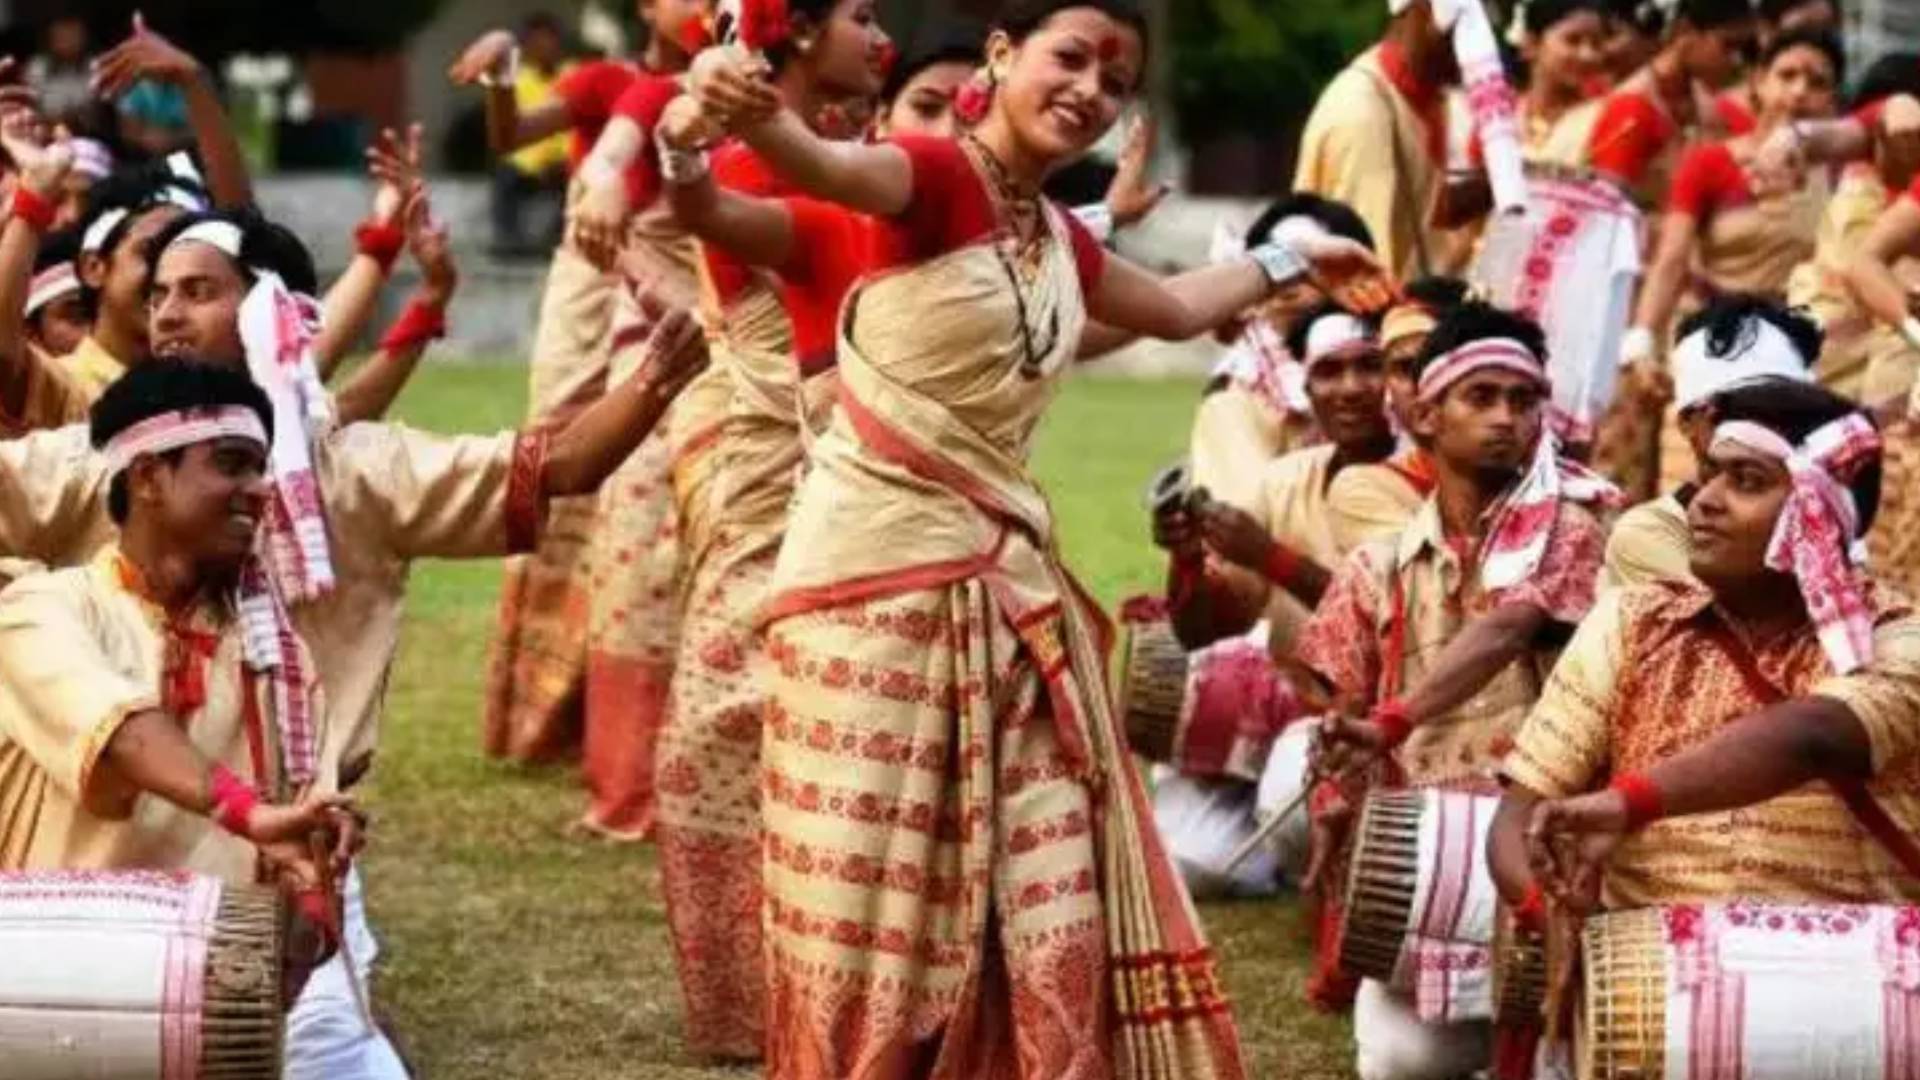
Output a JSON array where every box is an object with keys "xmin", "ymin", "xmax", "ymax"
[
  {"xmin": 1353, "ymin": 979, "xmax": 1491, "ymax": 1080},
  {"xmin": 1150, "ymin": 768, "xmax": 1281, "ymax": 900},
  {"xmin": 285, "ymin": 866, "xmax": 410, "ymax": 1080}
]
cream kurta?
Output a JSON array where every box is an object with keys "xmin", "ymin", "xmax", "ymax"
[
  {"xmin": 1211, "ymin": 444, "xmax": 1345, "ymax": 663},
  {"xmin": 1601, "ymin": 491, "xmax": 1691, "ymax": 592},
  {"xmin": 1786, "ymin": 164, "xmax": 1920, "ymax": 403},
  {"xmin": 0, "ymin": 549, "xmax": 327, "ymax": 885},
  {"xmin": 1296, "ymin": 47, "xmax": 1463, "ymax": 282},
  {"xmin": 1188, "ymin": 384, "xmax": 1313, "ymax": 517},
  {"xmin": 0, "ymin": 421, "xmax": 542, "ymax": 781}
]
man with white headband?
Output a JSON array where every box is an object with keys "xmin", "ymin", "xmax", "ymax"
[
  {"xmin": 1494, "ymin": 379, "xmax": 1920, "ymax": 1069},
  {"xmin": 1148, "ymin": 304, "xmax": 1399, "ymax": 902},
  {"xmin": 1188, "ymin": 192, "xmax": 1380, "ymax": 516},
  {"xmin": 1604, "ymin": 296, "xmax": 1817, "ymax": 591},
  {"xmin": 21, "ymin": 232, "xmax": 87, "ymax": 360},
  {"xmin": 1295, "ymin": 301, "xmax": 1612, "ymax": 1065},
  {"xmin": 1295, "ymin": 0, "xmax": 1465, "ymax": 281},
  {"xmin": 1326, "ymin": 276, "xmax": 1472, "ymax": 553},
  {"xmin": 0, "ymin": 361, "xmax": 354, "ymax": 963}
]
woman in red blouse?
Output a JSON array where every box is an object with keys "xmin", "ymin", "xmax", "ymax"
[{"xmin": 684, "ymin": 1, "xmax": 1386, "ymax": 1076}]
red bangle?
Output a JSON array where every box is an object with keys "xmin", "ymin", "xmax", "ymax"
[
  {"xmin": 1371, "ymin": 698, "xmax": 1415, "ymax": 749},
  {"xmin": 1263, "ymin": 542, "xmax": 1301, "ymax": 588},
  {"xmin": 377, "ymin": 297, "xmax": 447, "ymax": 354},
  {"xmin": 354, "ymin": 219, "xmax": 406, "ymax": 275},
  {"xmin": 1513, "ymin": 882, "xmax": 1546, "ymax": 935},
  {"xmin": 1610, "ymin": 772, "xmax": 1665, "ymax": 832},
  {"xmin": 10, "ymin": 185, "xmax": 56, "ymax": 232},
  {"xmin": 208, "ymin": 764, "xmax": 259, "ymax": 838}
]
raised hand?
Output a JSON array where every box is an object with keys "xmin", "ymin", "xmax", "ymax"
[
  {"xmin": 449, "ymin": 29, "xmax": 518, "ymax": 87},
  {"xmin": 0, "ymin": 107, "xmax": 71, "ymax": 197},
  {"xmin": 1524, "ymin": 790, "xmax": 1625, "ymax": 914},
  {"xmin": 1296, "ymin": 232, "xmax": 1395, "ymax": 315},
  {"xmin": 366, "ymin": 123, "xmax": 425, "ymax": 227},
  {"xmin": 406, "ymin": 194, "xmax": 459, "ymax": 306},
  {"xmin": 1748, "ymin": 124, "xmax": 1805, "ymax": 200},
  {"xmin": 1103, "ymin": 112, "xmax": 1170, "ymax": 230},
  {"xmin": 689, "ymin": 45, "xmax": 780, "ymax": 133},
  {"xmin": 90, "ymin": 13, "xmax": 203, "ymax": 100}
]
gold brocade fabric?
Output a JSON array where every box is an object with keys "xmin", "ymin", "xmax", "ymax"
[
  {"xmin": 760, "ymin": 212, "xmax": 1246, "ymax": 1078},
  {"xmin": 1505, "ymin": 581, "xmax": 1920, "ymax": 907}
]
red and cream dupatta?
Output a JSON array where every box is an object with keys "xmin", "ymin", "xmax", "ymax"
[{"xmin": 765, "ymin": 206, "xmax": 1246, "ymax": 1078}]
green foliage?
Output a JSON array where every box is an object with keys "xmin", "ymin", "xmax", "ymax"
[
  {"xmin": 72, "ymin": 1, "xmax": 451, "ymax": 58},
  {"xmin": 1172, "ymin": 0, "xmax": 1386, "ymax": 143}
]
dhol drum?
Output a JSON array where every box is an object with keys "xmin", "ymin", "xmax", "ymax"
[
  {"xmin": 1340, "ymin": 788, "xmax": 1501, "ymax": 1023},
  {"xmin": 1116, "ymin": 618, "xmax": 1297, "ymax": 782},
  {"xmin": 1583, "ymin": 901, "xmax": 1920, "ymax": 1080},
  {"xmin": 0, "ymin": 870, "xmax": 286, "ymax": 1080},
  {"xmin": 1470, "ymin": 165, "xmax": 1641, "ymax": 447},
  {"xmin": 1491, "ymin": 906, "xmax": 1548, "ymax": 1029}
]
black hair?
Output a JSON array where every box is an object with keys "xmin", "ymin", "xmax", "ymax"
[
  {"xmin": 91, "ymin": 360, "xmax": 274, "ymax": 524},
  {"xmin": 1403, "ymin": 275, "xmax": 1472, "ymax": 312},
  {"xmin": 1609, "ymin": 0, "xmax": 1668, "ymax": 36},
  {"xmin": 1710, "ymin": 378, "xmax": 1881, "ymax": 534},
  {"xmin": 881, "ymin": 18, "xmax": 986, "ymax": 104},
  {"xmin": 1675, "ymin": 293, "xmax": 1823, "ymax": 370},
  {"xmin": 1413, "ymin": 299, "xmax": 1550, "ymax": 382},
  {"xmin": 146, "ymin": 209, "xmax": 321, "ymax": 297},
  {"xmin": 1245, "ymin": 192, "xmax": 1376, "ymax": 251},
  {"xmin": 760, "ymin": 0, "xmax": 842, "ymax": 73},
  {"xmin": 521, "ymin": 11, "xmax": 565, "ymax": 36},
  {"xmin": 1849, "ymin": 52, "xmax": 1920, "ymax": 113},
  {"xmin": 1284, "ymin": 301, "xmax": 1378, "ymax": 361},
  {"xmin": 995, "ymin": 0, "xmax": 1150, "ymax": 77},
  {"xmin": 33, "ymin": 227, "xmax": 80, "ymax": 276},
  {"xmin": 1524, "ymin": 0, "xmax": 1614, "ymax": 37},
  {"xmin": 1675, "ymin": 0, "xmax": 1757, "ymax": 31},
  {"xmin": 1761, "ymin": 26, "xmax": 1843, "ymax": 84},
  {"xmin": 73, "ymin": 161, "xmax": 211, "ymax": 318}
]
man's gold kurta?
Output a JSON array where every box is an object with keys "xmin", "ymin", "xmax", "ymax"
[
  {"xmin": 1600, "ymin": 490, "xmax": 1692, "ymax": 592},
  {"xmin": 1505, "ymin": 581, "xmax": 1920, "ymax": 907},
  {"xmin": 0, "ymin": 549, "xmax": 327, "ymax": 885}
]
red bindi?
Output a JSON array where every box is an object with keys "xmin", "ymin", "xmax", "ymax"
[{"xmin": 1097, "ymin": 35, "xmax": 1121, "ymax": 63}]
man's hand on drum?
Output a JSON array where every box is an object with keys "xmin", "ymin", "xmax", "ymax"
[
  {"xmin": 246, "ymin": 791, "xmax": 362, "ymax": 883},
  {"xmin": 1523, "ymin": 789, "xmax": 1624, "ymax": 914},
  {"xmin": 1193, "ymin": 500, "xmax": 1273, "ymax": 572},
  {"xmin": 1309, "ymin": 711, "xmax": 1388, "ymax": 785},
  {"xmin": 1149, "ymin": 498, "xmax": 1203, "ymax": 561}
]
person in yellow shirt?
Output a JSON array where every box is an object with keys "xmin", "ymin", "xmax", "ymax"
[{"xmin": 492, "ymin": 13, "xmax": 574, "ymax": 257}]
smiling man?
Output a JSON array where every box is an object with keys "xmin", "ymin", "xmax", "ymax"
[{"xmin": 1495, "ymin": 377, "xmax": 1920, "ymax": 917}]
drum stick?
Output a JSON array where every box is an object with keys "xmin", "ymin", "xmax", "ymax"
[
  {"xmin": 310, "ymin": 829, "xmax": 377, "ymax": 1036},
  {"xmin": 1220, "ymin": 777, "xmax": 1317, "ymax": 875}
]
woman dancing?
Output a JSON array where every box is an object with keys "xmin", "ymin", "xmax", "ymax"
[{"xmin": 689, "ymin": 1, "xmax": 1385, "ymax": 1074}]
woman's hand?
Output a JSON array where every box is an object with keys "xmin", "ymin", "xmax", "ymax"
[
  {"xmin": 90, "ymin": 14, "xmax": 203, "ymax": 99},
  {"xmin": 1296, "ymin": 232, "xmax": 1394, "ymax": 314},
  {"xmin": 658, "ymin": 93, "xmax": 720, "ymax": 152},
  {"xmin": 638, "ymin": 304, "xmax": 710, "ymax": 396},
  {"xmin": 689, "ymin": 46, "xmax": 780, "ymax": 133},
  {"xmin": 366, "ymin": 123, "xmax": 425, "ymax": 227},
  {"xmin": 569, "ymin": 179, "xmax": 631, "ymax": 271},
  {"xmin": 0, "ymin": 105, "xmax": 69, "ymax": 197},
  {"xmin": 408, "ymin": 196, "xmax": 459, "ymax": 306},
  {"xmin": 1103, "ymin": 113, "xmax": 1169, "ymax": 230}
]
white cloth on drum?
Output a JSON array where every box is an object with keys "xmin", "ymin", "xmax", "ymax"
[
  {"xmin": 285, "ymin": 866, "xmax": 410, "ymax": 1080},
  {"xmin": 1396, "ymin": 790, "xmax": 1498, "ymax": 1023},
  {"xmin": 1149, "ymin": 767, "xmax": 1280, "ymax": 900},
  {"xmin": 1254, "ymin": 718, "xmax": 1319, "ymax": 881},
  {"xmin": 1354, "ymin": 978, "xmax": 1491, "ymax": 1080}
]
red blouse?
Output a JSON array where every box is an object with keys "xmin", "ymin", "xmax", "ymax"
[
  {"xmin": 1667, "ymin": 141, "xmax": 1752, "ymax": 217},
  {"xmin": 554, "ymin": 60, "xmax": 640, "ymax": 173},
  {"xmin": 706, "ymin": 143, "xmax": 792, "ymax": 308},
  {"xmin": 607, "ymin": 72, "xmax": 680, "ymax": 209},
  {"xmin": 1589, "ymin": 88, "xmax": 1756, "ymax": 188}
]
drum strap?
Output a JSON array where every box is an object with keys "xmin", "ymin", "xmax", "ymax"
[{"xmin": 1705, "ymin": 623, "xmax": 1920, "ymax": 880}]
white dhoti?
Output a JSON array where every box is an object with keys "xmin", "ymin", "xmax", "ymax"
[
  {"xmin": 1354, "ymin": 979, "xmax": 1491, "ymax": 1080},
  {"xmin": 285, "ymin": 867, "xmax": 409, "ymax": 1080},
  {"xmin": 1149, "ymin": 768, "xmax": 1279, "ymax": 900}
]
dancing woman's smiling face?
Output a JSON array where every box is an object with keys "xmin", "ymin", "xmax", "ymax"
[{"xmin": 990, "ymin": 9, "xmax": 1143, "ymax": 165}]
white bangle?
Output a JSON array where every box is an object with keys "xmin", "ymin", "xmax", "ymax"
[
  {"xmin": 1900, "ymin": 317, "xmax": 1920, "ymax": 354},
  {"xmin": 477, "ymin": 45, "xmax": 521, "ymax": 90},
  {"xmin": 1246, "ymin": 241, "xmax": 1308, "ymax": 287},
  {"xmin": 1622, "ymin": 326, "xmax": 1656, "ymax": 365},
  {"xmin": 656, "ymin": 133, "xmax": 710, "ymax": 186},
  {"xmin": 1071, "ymin": 203, "xmax": 1115, "ymax": 244}
]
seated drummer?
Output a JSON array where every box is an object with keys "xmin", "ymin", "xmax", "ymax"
[
  {"xmin": 1147, "ymin": 303, "xmax": 1398, "ymax": 899},
  {"xmin": 1602, "ymin": 296, "xmax": 1818, "ymax": 591},
  {"xmin": 1495, "ymin": 377, "xmax": 1920, "ymax": 923},
  {"xmin": 1294, "ymin": 302, "xmax": 1614, "ymax": 1035},
  {"xmin": 1189, "ymin": 193, "xmax": 1378, "ymax": 514},
  {"xmin": 1326, "ymin": 276, "xmax": 1471, "ymax": 553},
  {"xmin": 0, "ymin": 360, "xmax": 353, "ymax": 910}
]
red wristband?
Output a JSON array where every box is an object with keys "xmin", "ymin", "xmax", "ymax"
[
  {"xmin": 294, "ymin": 888, "xmax": 342, "ymax": 950},
  {"xmin": 10, "ymin": 185, "xmax": 56, "ymax": 233},
  {"xmin": 1610, "ymin": 772, "xmax": 1665, "ymax": 832},
  {"xmin": 377, "ymin": 297, "xmax": 447, "ymax": 354},
  {"xmin": 1263, "ymin": 542, "xmax": 1301, "ymax": 588},
  {"xmin": 1371, "ymin": 698, "xmax": 1415, "ymax": 749},
  {"xmin": 354, "ymin": 219, "xmax": 406, "ymax": 275},
  {"xmin": 208, "ymin": 763, "xmax": 259, "ymax": 838},
  {"xmin": 1513, "ymin": 882, "xmax": 1546, "ymax": 935}
]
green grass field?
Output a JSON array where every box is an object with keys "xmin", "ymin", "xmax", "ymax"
[{"xmin": 361, "ymin": 364, "xmax": 1353, "ymax": 1078}]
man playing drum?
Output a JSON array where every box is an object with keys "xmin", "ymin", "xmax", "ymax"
[
  {"xmin": 0, "ymin": 359, "xmax": 351, "ymax": 920},
  {"xmin": 1296, "ymin": 301, "xmax": 1614, "ymax": 1064},
  {"xmin": 1490, "ymin": 377, "xmax": 1920, "ymax": 1075},
  {"xmin": 1146, "ymin": 303, "xmax": 1401, "ymax": 898}
]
